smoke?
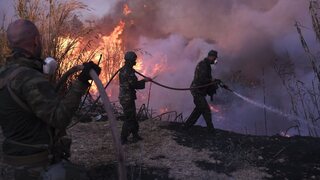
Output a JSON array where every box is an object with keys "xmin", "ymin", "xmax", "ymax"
[{"xmin": 99, "ymin": 0, "xmax": 316, "ymax": 135}]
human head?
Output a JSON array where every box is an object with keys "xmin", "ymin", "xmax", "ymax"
[
  {"xmin": 207, "ymin": 50, "xmax": 218, "ymax": 64},
  {"xmin": 124, "ymin": 51, "xmax": 137, "ymax": 66},
  {"xmin": 7, "ymin": 19, "xmax": 42, "ymax": 58}
]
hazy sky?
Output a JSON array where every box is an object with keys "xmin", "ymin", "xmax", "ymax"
[{"xmin": 0, "ymin": 0, "xmax": 116, "ymax": 24}]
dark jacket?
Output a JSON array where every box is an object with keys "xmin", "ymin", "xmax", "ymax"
[
  {"xmin": 119, "ymin": 64, "xmax": 145, "ymax": 101},
  {"xmin": 0, "ymin": 53, "xmax": 88, "ymax": 155},
  {"xmin": 191, "ymin": 58, "xmax": 213, "ymax": 96}
]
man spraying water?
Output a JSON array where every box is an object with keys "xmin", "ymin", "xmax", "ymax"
[{"xmin": 184, "ymin": 50, "xmax": 224, "ymax": 134}]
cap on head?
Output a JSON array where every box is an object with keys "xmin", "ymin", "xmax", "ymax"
[
  {"xmin": 124, "ymin": 51, "xmax": 137, "ymax": 62},
  {"xmin": 7, "ymin": 19, "xmax": 40, "ymax": 49},
  {"xmin": 208, "ymin": 50, "xmax": 218, "ymax": 58}
]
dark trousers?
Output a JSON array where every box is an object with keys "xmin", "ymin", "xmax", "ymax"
[
  {"xmin": 185, "ymin": 95, "xmax": 214, "ymax": 129},
  {"xmin": 120, "ymin": 99, "xmax": 139, "ymax": 140}
]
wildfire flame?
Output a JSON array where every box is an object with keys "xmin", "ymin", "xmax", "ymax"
[
  {"xmin": 209, "ymin": 104, "xmax": 220, "ymax": 113},
  {"xmin": 134, "ymin": 59, "xmax": 143, "ymax": 72},
  {"xmin": 123, "ymin": 4, "xmax": 132, "ymax": 16},
  {"xmin": 159, "ymin": 107, "xmax": 169, "ymax": 114},
  {"xmin": 99, "ymin": 20, "xmax": 125, "ymax": 82},
  {"xmin": 280, "ymin": 131, "xmax": 291, "ymax": 138},
  {"xmin": 57, "ymin": 4, "xmax": 172, "ymax": 117}
]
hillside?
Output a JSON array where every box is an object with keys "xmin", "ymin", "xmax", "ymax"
[{"xmin": 69, "ymin": 119, "xmax": 320, "ymax": 180}]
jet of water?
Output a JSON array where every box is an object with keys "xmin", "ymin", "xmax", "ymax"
[{"xmin": 232, "ymin": 91, "xmax": 319, "ymax": 131}]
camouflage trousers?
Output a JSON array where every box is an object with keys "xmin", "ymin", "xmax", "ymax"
[
  {"xmin": 120, "ymin": 99, "xmax": 139, "ymax": 140},
  {"xmin": 185, "ymin": 94, "xmax": 214, "ymax": 130}
]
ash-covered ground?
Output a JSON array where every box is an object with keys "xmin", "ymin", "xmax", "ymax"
[
  {"xmin": 68, "ymin": 118, "xmax": 320, "ymax": 180},
  {"xmin": 0, "ymin": 116, "xmax": 319, "ymax": 180}
]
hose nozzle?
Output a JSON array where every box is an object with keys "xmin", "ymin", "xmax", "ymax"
[{"xmin": 218, "ymin": 82, "xmax": 233, "ymax": 92}]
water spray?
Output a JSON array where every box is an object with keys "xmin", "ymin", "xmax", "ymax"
[
  {"xmin": 231, "ymin": 92, "xmax": 303, "ymax": 121},
  {"xmin": 229, "ymin": 91, "xmax": 320, "ymax": 131},
  {"xmin": 62, "ymin": 67, "xmax": 317, "ymax": 133},
  {"xmin": 134, "ymin": 70, "xmax": 320, "ymax": 131}
]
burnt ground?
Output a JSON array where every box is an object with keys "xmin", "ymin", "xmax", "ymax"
[
  {"xmin": 68, "ymin": 118, "xmax": 320, "ymax": 180},
  {"xmin": 1, "ymin": 118, "xmax": 320, "ymax": 179},
  {"xmin": 164, "ymin": 123, "xmax": 320, "ymax": 179}
]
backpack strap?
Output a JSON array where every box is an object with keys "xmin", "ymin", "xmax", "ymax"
[
  {"xmin": 0, "ymin": 66, "xmax": 28, "ymax": 88},
  {"xmin": 7, "ymin": 85, "xmax": 32, "ymax": 113},
  {"xmin": 1, "ymin": 67, "xmax": 53, "ymax": 154},
  {"xmin": 0, "ymin": 66, "xmax": 32, "ymax": 113}
]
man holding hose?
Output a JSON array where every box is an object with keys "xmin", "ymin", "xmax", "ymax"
[
  {"xmin": 185, "ymin": 50, "xmax": 220, "ymax": 134},
  {"xmin": 0, "ymin": 19, "xmax": 100, "ymax": 179},
  {"xmin": 119, "ymin": 51, "xmax": 151, "ymax": 144}
]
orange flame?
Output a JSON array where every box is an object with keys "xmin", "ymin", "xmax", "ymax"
[
  {"xmin": 123, "ymin": 4, "xmax": 132, "ymax": 16},
  {"xmin": 280, "ymin": 131, "xmax": 291, "ymax": 137},
  {"xmin": 58, "ymin": 19, "xmax": 126, "ymax": 98},
  {"xmin": 57, "ymin": 4, "xmax": 167, "ymax": 107},
  {"xmin": 99, "ymin": 20, "xmax": 125, "ymax": 81},
  {"xmin": 159, "ymin": 107, "xmax": 169, "ymax": 114},
  {"xmin": 209, "ymin": 104, "xmax": 220, "ymax": 113},
  {"xmin": 135, "ymin": 59, "xmax": 143, "ymax": 71}
]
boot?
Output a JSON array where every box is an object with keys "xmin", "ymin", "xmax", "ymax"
[
  {"xmin": 121, "ymin": 137, "xmax": 128, "ymax": 145},
  {"xmin": 207, "ymin": 127, "xmax": 216, "ymax": 136},
  {"xmin": 203, "ymin": 112, "xmax": 215, "ymax": 135},
  {"xmin": 185, "ymin": 109, "xmax": 201, "ymax": 129},
  {"xmin": 132, "ymin": 133, "xmax": 143, "ymax": 143},
  {"xmin": 121, "ymin": 123, "xmax": 130, "ymax": 145}
]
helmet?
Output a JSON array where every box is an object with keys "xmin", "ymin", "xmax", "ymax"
[
  {"xmin": 208, "ymin": 50, "xmax": 218, "ymax": 57},
  {"xmin": 124, "ymin": 51, "xmax": 137, "ymax": 62}
]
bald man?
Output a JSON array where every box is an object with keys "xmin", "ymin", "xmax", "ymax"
[{"xmin": 0, "ymin": 19, "xmax": 99, "ymax": 179}]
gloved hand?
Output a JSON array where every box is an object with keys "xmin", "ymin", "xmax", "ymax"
[
  {"xmin": 144, "ymin": 77, "xmax": 152, "ymax": 82},
  {"xmin": 221, "ymin": 84, "xmax": 232, "ymax": 91},
  {"xmin": 78, "ymin": 61, "xmax": 101, "ymax": 85},
  {"xmin": 213, "ymin": 79, "xmax": 222, "ymax": 84}
]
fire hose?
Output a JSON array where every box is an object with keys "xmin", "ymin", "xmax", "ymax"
[
  {"xmin": 58, "ymin": 67, "xmax": 232, "ymax": 129},
  {"xmin": 134, "ymin": 70, "xmax": 233, "ymax": 92},
  {"xmin": 56, "ymin": 66, "xmax": 126, "ymax": 180},
  {"xmin": 56, "ymin": 65, "xmax": 233, "ymax": 180},
  {"xmin": 89, "ymin": 69, "xmax": 127, "ymax": 180},
  {"xmin": 59, "ymin": 65, "xmax": 319, "ymax": 148},
  {"xmin": 67, "ymin": 68, "xmax": 121, "ymax": 129}
]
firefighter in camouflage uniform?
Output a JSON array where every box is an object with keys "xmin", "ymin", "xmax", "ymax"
[
  {"xmin": 185, "ymin": 50, "xmax": 220, "ymax": 134},
  {"xmin": 119, "ymin": 51, "xmax": 151, "ymax": 144},
  {"xmin": 0, "ymin": 19, "xmax": 101, "ymax": 179}
]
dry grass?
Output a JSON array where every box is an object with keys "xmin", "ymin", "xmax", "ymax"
[
  {"xmin": 1, "ymin": 0, "xmax": 126, "ymax": 86},
  {"xmin": 69, "ymin": 119, "xmax": 269, "ymax": 180},
  {"xmin": 11, "ymin": 0, "xmax": 93, "ymax": 82},
  {"xmin": 0, "ymin": 14, "xmax": 10, "ymax": 66},
  {"xmin": 310, "ymin": 0, "xmax": 320, "ymax": 42},
  {"xmin": 273, "ymin": 0, "xmax": 320, "ymax": 137}
]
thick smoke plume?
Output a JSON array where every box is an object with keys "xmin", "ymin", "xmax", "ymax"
[{"xmin": 98, "ymin": 0, "xmax": 316, "ymax": 135}]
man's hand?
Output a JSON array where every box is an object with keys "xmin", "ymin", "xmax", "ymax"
[
  {"xmin": 144, "ymin": 77, "xmax": 152, "ymax": 82},
  {"xmin": 213, "ymin": 79, "xmax": 222, "ymax": 84},
  {"xmin": 220, "ymin": 84, "xmax": 232, "ymax": 91},
  {"xmin": 78, "ymin": 61, "xmax": 101, "ymax": 85}
]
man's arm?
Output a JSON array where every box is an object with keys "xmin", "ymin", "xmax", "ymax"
[
  {"xmin": 13, "ymin": 70, "xmax": 89, "ymax": 129},
  {"xmin": 128, "ymin": 72, "xmax": 145, "ymax": 90},
  {"xmin": 195, "ymin": 62, "xmax": 212, "ymax": 85}
]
